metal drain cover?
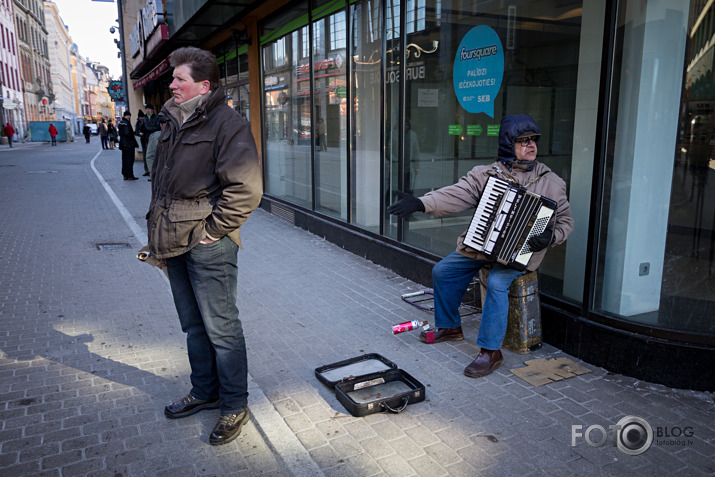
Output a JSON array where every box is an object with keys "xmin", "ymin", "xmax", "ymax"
[{"xmin": 96, "ymin": 243, "xmax": 131, "ymax": 251}]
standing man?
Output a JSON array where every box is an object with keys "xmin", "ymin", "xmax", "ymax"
[
  {"xmin": 48, "ymin": 123, "xmax": 58, "ymax": 146},
  {"xmin": 118, "ymin": 111, "xmax": 138, "ymax": 180},
  {"xmin": 388, "ymin": 114, "xmax": 573, "ymax": 378},
  {"xmin": 83, "ymin": 124, "xmax": 92, "ymax": 143},
  {"xmin": 4, "ymin": 122, "xmax": 15, "ymax": 147},
  {"xmin": 138, "ymin": 104, "xmax": 161, "ymax": 177},
  {"xmin": 146, "ymin": 46, "xmax": 262, "ymax": 446},
  {"xmin": 99, "ymin": 119, "xmax": 109, "ymax": 150}
]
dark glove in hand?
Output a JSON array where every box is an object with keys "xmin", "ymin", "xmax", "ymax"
[
  {"xmin": 527, "ymin": 227, "xmax": 554, "ymax": 252},
  {"xmin": 387, "ymin": 191, "xmax": 425, "ymax": 218}
]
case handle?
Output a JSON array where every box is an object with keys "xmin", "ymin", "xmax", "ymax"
[{"xmin": 381, "ymin": 396, "xmax": 409, "ymax": 413}]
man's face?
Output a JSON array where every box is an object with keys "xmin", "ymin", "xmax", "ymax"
[
  {"xmin": 169, "ymin": 64, "xmax": 209, "ymax": 104},
  {"xmin": 514, "ymin": 136, "xmax": 538, "ymax": 161}
]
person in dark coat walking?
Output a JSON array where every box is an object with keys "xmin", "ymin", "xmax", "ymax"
[
  {"xmin": 3, "ymin": 122, "xmax": 15, "ymax": 147},
  {"xmin": 118, "ymin": 111, "xmax": 138, "ymax": 180},
  {"xmin": 83, "ymin": 124, "xmax": 91, "ymax": 143}
]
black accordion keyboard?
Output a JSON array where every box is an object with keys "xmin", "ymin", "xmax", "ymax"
[{"xmin": 464, "ymin": 176, "xmax": 557, "ymax": 271}]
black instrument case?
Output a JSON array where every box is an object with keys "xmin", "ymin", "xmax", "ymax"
[{"xmin": 315, "ymin": 353, "xmax": 426, "ymax": 417}]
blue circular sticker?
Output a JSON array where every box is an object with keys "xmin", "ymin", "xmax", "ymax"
[{"xmin": 453, "ymin": 26, "xmax": 504, "ymax": 118}]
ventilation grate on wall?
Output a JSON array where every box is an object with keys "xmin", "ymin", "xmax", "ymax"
[{"xmin": 271, "ymin": 204, "xmax": 295, "ymax": 224}]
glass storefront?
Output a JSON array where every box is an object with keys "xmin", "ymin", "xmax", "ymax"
[
  {"xmin": 261, "ymin": 0, "xmax": 715, "ymax": 340},
  {"xmin": 595, "ymin": 0, "xmax": 714, "ymax": 335},
  {"xmin": 217, "ymin": 45, "xmax": 250, "ymax": 123}
]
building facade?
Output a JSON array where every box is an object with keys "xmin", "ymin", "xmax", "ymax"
[
  {"xmin": 44, "ymin": 0, "xmax": 73, "ymax": 128},
  {"xmin": 14, "ymin": 0, "xmax": 52, "ymax": 123},
  {"xmin": 1, "ymin": 0, "xmax": 24, "ymax": 139},
  {"xmin": 125, "ymin": 0, "xmax": 715, "ymax": 391}
]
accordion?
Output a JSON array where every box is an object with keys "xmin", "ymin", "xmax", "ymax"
[{"xmin": 464, "ymin": 176, "xmax": 557, "ymax": 271}]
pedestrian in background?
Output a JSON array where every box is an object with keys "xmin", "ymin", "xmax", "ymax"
[
  {"xmin": 134, "ymin": 110, "xmax": 145, "ymax": 154},
  {"xmin": 118, "ymin": 111, "xmax": 138, "ymax": 180},
  {"xmin": 4, "ymin": 122, "xmax": 15, "ymax": 148},
  {"xmin": 107, "ymin": 121, "xmax": 117, "ymax": 149},
  {"xmin": 143, "ymin": 113, "xmax": 165, "ymax": 182},
  {"xmin": 99, "ymin": 119, "xmax": 109, "ymax": 150},
  {"xmin": 138, "ymin": 104, "xmax": 161, "ymax": 177},
  {"xmin": 146, "ymin": 46, "xmax": 262, "ymax": 446},
  {"xmin": 48, "ymin": 123, "xmax": 58, "ymax": 146},
  {"xmin": 83, "ymin": 124, "xmax": 91, "ymax": 143}
]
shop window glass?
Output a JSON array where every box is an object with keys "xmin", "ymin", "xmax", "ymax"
[
  {"xmin": 351, "ymin": 0, "xmax": 383, "ymax": 231},
  {"xmin": 264, "ymin": 24, "xmax": 313, "ymax": 208},
  {"xmin": 595, "ymin": 0, "xmax": 715, "ymax": 335},
  {"xmin": 382, "ymin": 0, "xmax": 601, "ymax": 302},
  {"xmin": 314, "ymin": 7, "xmax": 348, "ymax": 219}
]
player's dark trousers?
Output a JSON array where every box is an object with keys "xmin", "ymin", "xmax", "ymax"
[{"xmin": 166, "ymin": 237, "xmax": 248, "ymax": 415}]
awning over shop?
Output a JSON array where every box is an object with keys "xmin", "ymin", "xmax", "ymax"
[{"xmin": 133, "ymin": 58, "xmax": 170, "ymax": 89}]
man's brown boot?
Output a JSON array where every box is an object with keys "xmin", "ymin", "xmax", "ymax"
[
  {"xmin": 463, "ymin": 348, "xmax": 504, "ymax": 378},
  {"xmin": 419, "ymin": 326, "xmax": 464, "ymax": 343}
]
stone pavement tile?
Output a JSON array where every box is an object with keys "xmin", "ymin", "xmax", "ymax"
[
  {"xmin": 368, "ymin": 418, "xmax": 407, "ymax": 442},
  {"xmin": 321, "ymin": 462, "xmax": 358, "ymax": 477},
  {"xmin": 358, "ymin": 435, "xmax": 396, "ymax": 460},
  {"xmin": 1, "ymin": 461, "xmax": 43, "ymax": 477},
  {"xmin": 376, "ymin": 454, "xmax": 417, "ymax": 476},
  {"xmin": 443, "ymin": 460, "xmax": 479, "ymax": 477},
  {"xmin": 673, "ymin": 447, "xmax": 715, "ymax": 475},
  {"xmin": 326, "ymin": 433, "xmax": 363, "ymax": 459},
  {"xmin": 408, "ymin": 453, "xmax": 449, "ymax": 476},
  {"xmin": 344, "ymin": 452, "xmax": 382, "ymax": 476},
  {"xmin": 308, "ymin": 443, "xmax": 343, "ymax": 470},
  {"xmin": 343, "ymin": 417, "xmax": 378, "ymax": 441},
  {"xmin": 61, "ymin": 457, "xmax": 106, "ymax": 476},
  {"xmin": 548, "ymin": 456, "xmax": 610, "ymax": 477},
  {"xmin": 423, "ymin": 441, "xmax": 462, "ymax": 467},
  {"xmin": 296, "ymin": 427, "xmax": 329, "ymax": 450},
  {"xmin": 387, "ymin": 435, "xmax": 426, "ymax": 460},
  {"xmin": 477, "ymin": 452, "xmax": 538, "ymax": 477}
]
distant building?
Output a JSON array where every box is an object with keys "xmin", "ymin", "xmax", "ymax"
[
  {"xmin": 1, "ymin": 0, "xmax": 24, "ymax": 138},
  {"xmin": 44, "ymin": 0, "xmax": 74, "ymax": 129},
  {"xmin": 14, "ymin": 0, "xmax": 52, "ymax": 123}
]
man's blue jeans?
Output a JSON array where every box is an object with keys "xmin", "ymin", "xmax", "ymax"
[
  {"xmin": 166, "ymin": 237, "xmax": 247, "ymax": 415},
  {"xmin": 432, "ymin": 251, "xmax": 523, "ymax": 350}
]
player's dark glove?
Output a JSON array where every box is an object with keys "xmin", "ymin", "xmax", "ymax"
[
  {"xmin": 387, "ymin": 191, "xmax": 425, "ymax": 218},
  {"xmin": 527, "ymin": 227, "xmax": 554, "ymax": 252}
]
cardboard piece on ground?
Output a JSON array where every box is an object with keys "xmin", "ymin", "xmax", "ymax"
[{"xmin": 510, "ymin": 357, "xmax": 591, "ymax": 386}]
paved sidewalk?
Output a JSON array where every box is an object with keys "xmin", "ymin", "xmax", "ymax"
[{"xmin": 0, "ymin": 142, "xmax": 713, "ymax": 476}]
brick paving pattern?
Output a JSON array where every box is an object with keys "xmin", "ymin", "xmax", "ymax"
[{"xmin": 0, "ymin": 141, "xmax": 713, "ymax": 476}]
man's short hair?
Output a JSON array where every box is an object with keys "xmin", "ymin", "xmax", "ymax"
[
  {"xmin": 145, "ymin": 104, "xmax": 154, "ymax": 110},
  {"xmin": 169, "ymin": 46, "xmax": 220, "ymax": 90},
  {"xmin": 123, "ymin": 111, "xmax": 131, "ymax": 117}
]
